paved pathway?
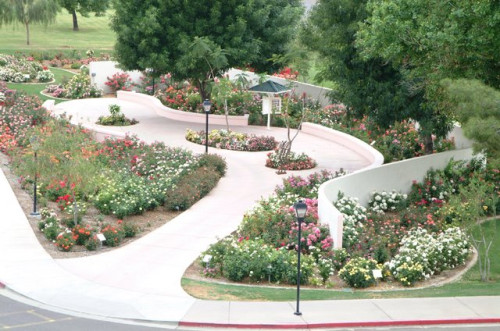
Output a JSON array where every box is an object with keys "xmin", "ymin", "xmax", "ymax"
[{"xmin": 1, "ymin": 97, "xmax": 499, "ymax": 329}]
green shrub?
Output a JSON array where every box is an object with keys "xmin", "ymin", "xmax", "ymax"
[
  {"xmin": 101, "ymin": 224, "xmax": 125, "ymax": 247},
  {"xmin": 330, "ymin": 248, "xmax": 350, "ymax": 271},
  {"xmin": 55, "ymin": 232, "xmax": 76, "ymax": 252},
  {"xmin": 122, "ymin": 222, "xmax": 140, "ymax": 238},
  {"xmin": 197, "ymin": 153, "xmax": 227, "ymax": 176},
  {"xmin": 72, "ymin": 224, "xmax": 94, "ymax": 245},
  {"xmin": 338, "ymin": 257, "xmax": 379, "ymax": 288},
  {"xmin": 38, "ymin": 216, "xmax": 60, "ymax": 241},
  {"xmin": 85, "ymin": 235, "xmax": 101, "ymax": 251},
  {"xmin": 391, "ymin": 261, "xmax": 425, "ymax": 287},
  {"xmin": 220, "ymin": 239, "xmax": 314, "ymax": 284},
  {"xmin": 165, "ymin": 166, "xmax": 221, "ymax": 210}
]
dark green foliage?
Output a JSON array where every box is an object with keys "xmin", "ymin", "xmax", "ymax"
[
  {"xmin": 300, "ymin": 0, "xmax": 423, "ymax": 131},
  {"xmin": 355, "ymin": 0, "xmax": 500, "ymax": 150},
  {"xmin": 441, "ymin": 79, "xmax": 500, "ymax": 166},
  {"xmin": 111, "ymin": 0, "xmax": 303, "ymax": 98},
  {"xmin": 197, "ymin": 153, "xmax": 227, "ymax": 177},
  {"xmin": 122, "ymin": 222, "xmax": 139, "ymax": 238},
  {"xmin": 165, "ymin": 166, "xmax": 221, "ymax": 211}
]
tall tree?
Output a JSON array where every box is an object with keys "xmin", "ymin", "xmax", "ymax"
[
  {"xmin": 0, "ymin": 0, "xmax": 59, "ymax": 45},
  {"xmin": 300, "ymin": 0, "xmax": 424, "ymax": 143},
  {"xmin": 110, "ymin": 0, "xmax": 303, "ymax": 100},
  {"xmin": 356, "ymin": 0, "xmax": 500, "ymax": 151},
  {"xmin": 58, "ymin": 0, "xmax": 109, "ymax": 31}
]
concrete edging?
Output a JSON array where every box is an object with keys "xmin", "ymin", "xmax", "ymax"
[{"xmin": 179, "ymin": 318, "xmax": 500, "ymax": 330}]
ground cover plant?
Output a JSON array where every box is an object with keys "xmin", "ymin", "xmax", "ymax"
[
  {"xmin": 194, "ymin": 157, "xmax": 498, "ymax": 290},
  {"xmin": 0, "ymin": 84, "xmax": 226, "ymax": 251},
  {"xmin": 185, "ymin": 129, "xmax": 277, "ymax": 152}
]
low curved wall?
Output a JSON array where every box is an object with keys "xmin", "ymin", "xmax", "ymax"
[
  {"xmin": 318, "ymin": 148, "xmax": 475, "ymax": 249},
  {"xmin": 117, "ymin": 91, "xmax": 249, "ymax": 126},
  {"xmin": 301, "ymin": 122, "xmax": 384, "ymax": 169}
]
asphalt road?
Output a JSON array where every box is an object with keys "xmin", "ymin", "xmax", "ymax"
[{"xmin": 0, "ymin": 289, "xmax": 170, "ymax": 330}]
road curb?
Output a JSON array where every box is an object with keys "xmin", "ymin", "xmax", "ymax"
[{"xmin": 179, "ymin": 318, "xmax": 500, "ymax": 329}]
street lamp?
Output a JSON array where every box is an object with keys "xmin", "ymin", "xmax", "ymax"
[
  {"xmin": 293, "ymin": 199, "xmax": 308, "ymax": 316},
  {"xmin": 30, "ymin": 135, "xmax": 40, "ymax": 217},
  {"xmin": 203, "ymin": 99, "xmax": 211, "ymax": 154}
]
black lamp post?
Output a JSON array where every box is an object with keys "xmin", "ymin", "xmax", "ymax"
[
  {"xmin": 203, "ymin": 99, "xmax": 211, "ymax": 153},
  {"xmin": 293, "ymin": 199, "xmax": 308, "ymax": 316},
  {"xmin": 30, "ymin": 136, "xmax": 40, "ymax": 217}
]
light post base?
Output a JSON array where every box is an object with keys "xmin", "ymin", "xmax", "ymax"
[
  {"xmin": 30, "ymin": 212, "xmax": 41, "ymax": 218},
  {"xmin": 294, "ymin": 311, "xmax": 302, "ymax": 316}
]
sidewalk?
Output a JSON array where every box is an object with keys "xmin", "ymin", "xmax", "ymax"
[{"xmin": 1, "ymin": 97, "xmax": 499, "ymax": 329}]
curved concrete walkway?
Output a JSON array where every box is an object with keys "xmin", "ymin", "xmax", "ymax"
[{"xmin": 1, "ymin": 97, "xmax": 499, "ymax": 329}]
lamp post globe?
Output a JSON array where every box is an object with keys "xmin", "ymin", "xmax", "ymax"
[
  {"xmin": 293, "ymin": 199, "xmax": 307, "ymax": 316},
  {"xmin": 203, "ymin": 99, "xmax": 211, "ymax": 154}
]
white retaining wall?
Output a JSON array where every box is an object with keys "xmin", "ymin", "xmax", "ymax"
[
  {"xmin": 302, "ymin": 122, "xmax": 384, "ymax": 169},
  {"xmin": 117, "ymin": 91, "xmax": 249, "ymax": 126},
  {"xmin": 318, "ymin": 148, "xmax": 475, "ymax": 249},
  {"xmin": 89, "ymin": 61, "xmax": 143, "ymax": 94}
]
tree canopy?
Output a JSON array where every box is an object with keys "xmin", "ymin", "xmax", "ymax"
[
  {"xmin": 110, "ymin": 0, "xmax": 303, "ymax": 99},
  {"xmin": 441, "ymin": 79, "xmax": 500, "ymax": 166},
  {"xmin": 357, "ymin": 0, "xmax": 500, "ymax": 89},
  {"xmin": 58, "ymin": 0, "xmax": 110, "ymax": 31},
  {"xmin": 300, "ymin": 0, "xmax": 423, "ymax": 129},
  {"xmin": 0, "ymin": 0, "xmax": 60, "ymax": 45}
]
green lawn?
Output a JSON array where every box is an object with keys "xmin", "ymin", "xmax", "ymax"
[
  {"xmin": 0, "ymin": 11, "xmax": 115, "ymax": 55},
  {"xmin": 182, "ymin": 218, "xmax": 500, "ymax": 301},
  {"xmin": 6, "ymin": 67, "xmax": 75, "ymax": 103}
]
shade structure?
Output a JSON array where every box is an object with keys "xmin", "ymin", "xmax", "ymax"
[{"xmin": 249, "ymin": 80, "xmax": 290, "ymax": 94}]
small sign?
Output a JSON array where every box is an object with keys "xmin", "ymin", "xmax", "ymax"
[
  {"xmin": 97, "ymin": 233, "xmax": 106, "ymax": 242},
  {"xmin": 202, "ymin": 254, "xmax": 212, "ymax": 263},
  {"xmin": 372, "ymin": 269, "xmax": 383, "ymax": 279},
  {"xmin": 272, "ymin": 98, "xmax": 282, "ymax": 114}
]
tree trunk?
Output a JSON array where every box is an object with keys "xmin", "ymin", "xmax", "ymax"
[
  {"xmin": 25, "ymin": 22, "xmax": 30, "ymax": 45},
  {"xmin": 423, "ymin": 132, "xmax": 434, "ymax": 154},
  {"xmin": 72, "ymin": 10, "xmax": 79, "ymax": 31},
  {"xmin": 197, "ymin": 80, "xmax": 210, "ymax": 102}
]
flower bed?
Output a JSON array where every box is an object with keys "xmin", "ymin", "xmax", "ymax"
[
  {"xmin": 200, "ymin": 170, "xmax": 345, "ymax": 285},
  {"xmin": 306, "ymin": 104, "xmax": 455, "ymax": 162},
  {"xmin": 185, "ymin": 129, "xmax": 277, "ymax": 151},
  {"xmin": 151, "ymin": 77, "xmax": 260, "ymax": 116},
  {"xmin": 44, "ymin": 67, "xmax": 102, "ymax": 99},
  {"xmin": 265, "ymin": 150, "xmax": 317, "ymax": 171},
  {"xmin": 1, "ymin": 84, "xmax": 227, "ymax": 252},
  {"xmin": 196, "ymin": 158, "xmax": 498, "ymax": 288},
  {"xmin": 0, "ymin": 54, "xmax": 53, "ymax": 83}
]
